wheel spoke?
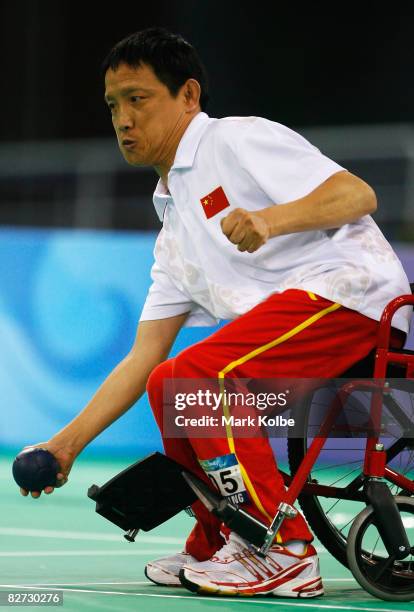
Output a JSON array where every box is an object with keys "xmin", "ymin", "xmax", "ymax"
[
  {"xmin": 288, "ymin": 386, "xmax": 414, "ymax": 575},
  {"xmin": 338, "ymin": 515, "xmax": 358, "ymax": 535},
  {"xmin": 324, "ymin": 498, "xmax": 341, "ymax": 516},
  {"xmin": 369, "ymin": 535, "xmax": 381, "ymax": 559},
  {"xmin": 328, "ymin": 466, "xmax": 363, "ymax": 487},
  {"xmin": 311, "ymin": 459, "xmax": 361, "ymax": 474},
  {"xmin": 369, "ymin": 555, "xmax": 396, "ymax": 582}
]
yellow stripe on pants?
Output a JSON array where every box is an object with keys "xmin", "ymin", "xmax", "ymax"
[{"xmin": 217, "ymin": 301, "xmax": 342, "ymax": 538}]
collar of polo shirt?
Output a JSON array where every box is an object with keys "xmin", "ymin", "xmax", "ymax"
[
  {"xmin": 172, "ymin": 112, "xmax": 210, "ymax": 170},
  {"xmin": 153, "ymin": 112, "xmax": 211, "ymax": 220}
]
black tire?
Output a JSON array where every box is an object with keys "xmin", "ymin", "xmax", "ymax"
[
  {"xmin": 287, "ymin": 384, "xmax": 414, "ymax": 568},
  {"xmin": 347, "ymin": 496, "xmax": 414, "ymax": 601}
]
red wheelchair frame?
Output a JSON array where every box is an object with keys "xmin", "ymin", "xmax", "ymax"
[{"xmin": 264, "ymin": 290, "xmax": 414, "ymax": 601}]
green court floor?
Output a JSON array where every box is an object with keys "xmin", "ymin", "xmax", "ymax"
[{"xmin": 1, "ymin": 455, "xmax": 414, "ymax": 611}]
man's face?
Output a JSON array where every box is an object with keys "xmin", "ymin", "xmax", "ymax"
[{"xmin": 104, "ymin": 62, "xmax": 188, "ymax": 167}]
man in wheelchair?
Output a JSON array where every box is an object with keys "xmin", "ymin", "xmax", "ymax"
[{"xmin": 17, "ymin": 28, "xmax": 411, "ymax": 599}]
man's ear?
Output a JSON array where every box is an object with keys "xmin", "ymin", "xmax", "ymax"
[{"xmin": 183, "ymin": 78, "xmax": 201, "ymax": 111}]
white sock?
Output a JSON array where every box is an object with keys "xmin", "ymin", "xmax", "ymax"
[{"xmin": 284, "ymin": 540, "xmax": 306, "ymax": 555}]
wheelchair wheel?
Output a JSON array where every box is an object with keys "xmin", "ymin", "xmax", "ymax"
[
  {"xmin": 287, "ymin": 383, "xmax": 414, "ymax": 568},
  {"xmin": 347, "ymin": 496, "xmax": 414, "ymax": 601}
]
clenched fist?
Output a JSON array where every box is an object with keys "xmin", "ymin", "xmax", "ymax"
[{"xmin": 220, "ymin": 208, "xmax": 270, "ymax": 253}]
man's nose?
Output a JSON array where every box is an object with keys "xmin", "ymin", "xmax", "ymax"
[{"xmin": 117, "ymin": 107, "xmax": 134, "ymax": 131}]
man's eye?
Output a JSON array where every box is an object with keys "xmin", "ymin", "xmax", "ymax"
[
  {"xmin": 130, "ymin": 96, "xmax": 143, "ymax": 103},
  {"xmin": 107, "ymin": 103, "xmax": 116, "ymax": 113}
]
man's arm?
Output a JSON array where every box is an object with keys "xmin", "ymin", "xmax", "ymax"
[
  {"xmin": 21, "ymin": 312, "xmax": 189, "ymax": 497},
  {"xmin": 221, "ymin": 171, "xmax": 377, "ymax": 253}
]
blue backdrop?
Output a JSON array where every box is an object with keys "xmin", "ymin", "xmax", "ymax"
[
  {"xmin": 0, "ymin": 228, "xmax": 219, "ymax": 456},
  {"xmin": 0, "ymin": 228, "xmax": 412, "ymax": 456}
]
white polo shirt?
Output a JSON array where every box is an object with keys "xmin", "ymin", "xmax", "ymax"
[{"xmin": 140, "ymin": 112, "xmax": 411, "ymax": 333}]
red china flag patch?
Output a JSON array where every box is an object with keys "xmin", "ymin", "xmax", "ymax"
[{"xmin": 200, "ymin": 186, "xmax": 230, "ymax": 219}]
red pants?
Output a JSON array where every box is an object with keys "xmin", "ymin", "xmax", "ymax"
[{"xmin": 146, "ymin": 289, "xmax": 383, "ymax": 560}]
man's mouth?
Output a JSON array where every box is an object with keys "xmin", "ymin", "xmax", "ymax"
[{"xmin": 121, "ymin": 139, "xmax": 136, "ymax": 149}]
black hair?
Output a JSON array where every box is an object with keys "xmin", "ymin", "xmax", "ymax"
[{"xmin": 102, "ymin": 27, "xmax": 209, "ymax": 111}]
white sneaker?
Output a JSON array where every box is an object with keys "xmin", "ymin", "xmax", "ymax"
[
  {"xmin": 179, "ymin": 532, "xmax": 324, "ymax": 598},
  {"xmin": 145, "ymin": 552, "xmax": 198, "ymax": 586}
]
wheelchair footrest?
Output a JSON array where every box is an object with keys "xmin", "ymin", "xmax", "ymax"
[{"xmin": 87, "ymin": 452, "xmax": 197, "ymax": 532}]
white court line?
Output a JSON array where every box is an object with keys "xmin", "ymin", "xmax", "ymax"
[
  {"xmin": 0, "ymin": 579, "xmax": 356, "ymax": 587},
  {"xmin": 0, "ymin": 584, "xmax": 406, "ymax": 611},
  {"xmin": 323, "ymin": 578, "xmax": 356, "ymax": 582},
  {"xmin": 0, "ymin": 545, "xmax": 330, "ymax": 556},
  {"xmin": 0, "ymin": 527, "xmax": 330, "ymax": 553},
  {"xmin": 0, "ymin": 550, "xmax": 176, "ymax": 557},
  {"xmin": 0, "ymin": 582, "xmax": 151, "ymax": 587},
  {"xmin": 0, "ymin": 527, "xmax": 182, "ymax": 545}
]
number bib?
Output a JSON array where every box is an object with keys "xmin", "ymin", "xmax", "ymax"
[{"xmin": 199, "ymin": 453, "xmax": 249, "ymax": 506}]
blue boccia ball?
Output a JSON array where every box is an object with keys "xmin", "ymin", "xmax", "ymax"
[{"xmin": 12, "ymin": 448, "xmax": 59, "ymax": 491}]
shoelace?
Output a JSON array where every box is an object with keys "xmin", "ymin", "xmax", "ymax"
[
  {"xmin": 213, "ymin": 532, "xmax": 253, "ymax": 561},
  {"xmin": 215, "ymin": 533, "xmax": 301, "ymax": 564}
]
